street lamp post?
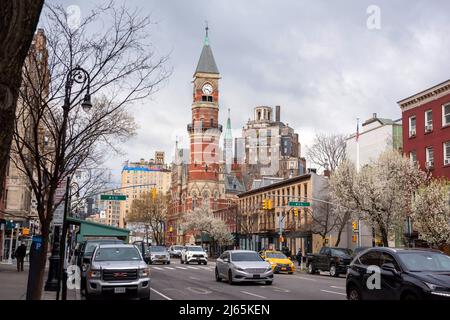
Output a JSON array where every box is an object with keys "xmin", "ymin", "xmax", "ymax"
[{"xmin": 43, "ymin": 65, "xmax": 92, "ymax": 298}]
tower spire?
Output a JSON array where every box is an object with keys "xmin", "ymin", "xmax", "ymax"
[{"xmin": 204, "ymin": 20, "xmax": 209, "ymax": 45}]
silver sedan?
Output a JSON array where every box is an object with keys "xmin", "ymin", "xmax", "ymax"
[{"xmin": 215, "ymin": 250, "xmax": 273, "ymax": 285}]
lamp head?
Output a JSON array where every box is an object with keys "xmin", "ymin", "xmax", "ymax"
[{"xmin": 81, "ymin": 94, "xmax": 92, "ymax": 112}]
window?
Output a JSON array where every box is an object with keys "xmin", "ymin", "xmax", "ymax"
[
  {"xmin": 444, "ymin": 142, "xmax": 450, "ymax": 166},
  {"xmin": 359, "ymin": 251, "xmax": 381, "ymax": 266},
  {"xmin": 425, "ymin": 110, "xmax": 433, "ymax": 132},
  {"xmin": 442, "ymin": 104, "xmax": 450, "ymax": 127},
  {"xmin": 380, "ymin": 252, "xmax": 401, "ymax": 271},
  {"xmin": 409, "ymin": 150, "xmax": 417, "ymax": 165},
  {"xmin": 426, "ymin": 147, "xmax": 434, "ymax": 168},
  {"xmin": 210, "ymin": 118, "xmax": 214, "ymax": 127},
  {"xmin": 409, "ymin": 116, "xmax": 416, "ymax": 137}
]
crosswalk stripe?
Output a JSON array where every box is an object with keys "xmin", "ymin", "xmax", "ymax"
[
  {"xmin": 199, "ymin": 266, "xmax": 211, "ymax": 270},
  {"xmin": 153, "ymin": 267, "xmax": 163, "ymax": 270},
  {"xmin": 165, "ymin": 267, "xmax": 175, "ymax": 270},
  {"xmin": 175, "ymin": 266, "xmax": 187, "ymax": 270},
  {"xmin": 186, "ymin": 266, "xmax": 199, "ymax": 270}
]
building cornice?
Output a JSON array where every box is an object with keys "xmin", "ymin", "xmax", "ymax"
[{"xmin": 397, "ymin": 79, "xmax": 450, "ymax": 112}]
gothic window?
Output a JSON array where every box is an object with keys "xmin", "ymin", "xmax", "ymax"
[
  {"xmin": 203, "ymin": 191, "xmax": 210, "ymax": 209},
  {"xmin": 210, "ymin": 118, "xmax": 214, "ymax": 127},
  {"xmin": 192, "ymin": 193, "xmax": 197, "ymax": 209}
]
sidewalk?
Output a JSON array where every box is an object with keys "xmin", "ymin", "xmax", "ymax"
[{"xmin": 0, "ymin": 261, "xmax": 79, "ymax": 300}]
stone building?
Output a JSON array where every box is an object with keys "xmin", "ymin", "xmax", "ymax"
[
  {"xmin": 119, "ymin": 152, "xmax": 171, "ymax": 228},
  {"xmin": 240, "ymin": 105, "xmax": 306, "ymax": 186}
]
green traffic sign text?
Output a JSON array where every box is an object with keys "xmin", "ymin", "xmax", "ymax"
[
  {"xmin": 288, "ymin": 201, "xmax": 310, "ymax": 207},
  {"xmin": 100, "ymin": 194, "xmax": 127, "ymax": 201}
]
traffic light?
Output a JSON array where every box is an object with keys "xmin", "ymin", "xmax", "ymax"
[
  {"xmin": 352, "ymin": 234, "xmax": 358, "ymax": 243},
  {"xmin": 151, "ymin": 188, "xmax": 157, "ymax": 200},
  {"xmin": 267, "ymin": 199, "xmax": 273, "ymax": 210},
  {"xmin": 293, "ymin": 208, "xmax": 299, "ymax": 217},
  {"xmin": 352, "ymin": 221, "xmax": 358, "ymax": 231},
  {"xmin": 262, "ymin": 199, "xmax": 268, "ymax": 210}
]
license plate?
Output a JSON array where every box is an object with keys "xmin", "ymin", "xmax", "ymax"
[
  {"xmin": 253, "ymin": 274, "xmax": 260, "ymax": 279},
  {"xmin": 114, "ymin": 287, "xmax": 126, "ymax": 294}
]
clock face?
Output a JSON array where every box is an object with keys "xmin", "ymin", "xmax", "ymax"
[{"xmin": 202, "ymin": 83, "xmax": 213, "ymax": 95}]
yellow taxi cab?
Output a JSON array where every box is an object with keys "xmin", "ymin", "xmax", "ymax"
[{"xmin": 260, "ymin": 250, "xmax": 295, "ymax": 274}]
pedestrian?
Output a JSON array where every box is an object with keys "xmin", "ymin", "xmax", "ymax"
[
  {"xmin": 15, "ymin": 241, "xmax": 27, "ymax": 272},
  {"xmin": 296, "ymin": 249, "xmax": 302, "ymax": 267}
]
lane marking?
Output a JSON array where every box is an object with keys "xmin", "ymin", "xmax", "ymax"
[
  {"xmin": 153, "ymin": 267, "xmax": 163, "ymax": 270},
  {"xmin": 165, "ymin": 267, "xmax": 175, "ymax": 270},
  {"xmin": 330, "ymin": 286, "xmax": 345, "ymax": 290},
  {"xmin": 320, "ymin": 289, "xmax": 346, "ymax": 296},
  {"xmin": 186, "ymin": 287, "xmax": 212, "ymax": 295},
  {"xmin": 186, "ymin": 266, "xmax": 199, "ymax": 270},
  {"xmin": 293, "ymin": 275, "xmax": 317, "ymax": 281},
  {"xmin": 175, "ymin": 266, "xmax": 187, "ymax": 270},
  {"xmin": 150, "ymin": 288, "xmax": 172, "ymax": 300},
  {"xmin": 199, "ymin": 266, "xmax": 211, "ymax": 270},
  {"xmin": 240, "ymin": 291, "xmax": 267, "ymax": 299}
]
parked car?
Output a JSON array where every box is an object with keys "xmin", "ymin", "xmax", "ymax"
[
  {"xmin": 346, "ymin": 247, "xmax": 450, "ymax": 300},
  {"xmin": 74, "ymin": 238, "xmax": 124, "ymax": 294},
  {"xmin": 260, "ymin": 250, "xmax": 295, "ymax": 274},
  {"xmin": 148, "ymin": 245, "xmax": 170, "ymax": 264},
  {"xmin": 85, "ymin": 244, "xmax": 150, "ymax": 300},
  {"xmin": 168, "ymin": 245, "xmax": 184, "ymax": 258},
  {"xmin": 133, "ymin": 241, "xmax": 151, "ymax": 263},
  {"xmin": 180, "ymin": 245, "xmax": 208, "ymax": 265},
  {"xmin": 215, "ymin": 250, "xmax": 273, "ymax": 285},
  {"xmin": 306, "ymin": 247, "xmax": 353, "ymax": 277}
]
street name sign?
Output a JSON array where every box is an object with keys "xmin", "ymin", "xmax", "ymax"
[
  {"xmin": 100, "ymin": 194, "xmax": 127, "ymax": 201},
  {"xmin": 288, "ymin": 201, "xmax": 310, "ymax": 207}
]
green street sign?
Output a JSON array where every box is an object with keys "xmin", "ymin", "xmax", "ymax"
[
  {"xmin": 288, "ymin": 201, "xmax": 310, "ymax": 207},
  {"xmin": 100, "ymin": 194, "xmax": 127, "ymax": 201}
]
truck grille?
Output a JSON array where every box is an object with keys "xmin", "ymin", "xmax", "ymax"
[
  {"xmin": 102, "ymin": 269, "xmax": 138, "ymax": 282},
  {"xmin": 244, "ymin": 268, "xmax": 267, "ymax": 274}
]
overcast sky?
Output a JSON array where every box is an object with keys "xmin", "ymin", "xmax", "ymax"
[{"xmin": 51, "ymin": 0, "xmax": 450, "ymax": 184}]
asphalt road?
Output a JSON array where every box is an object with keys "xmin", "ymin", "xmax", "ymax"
[{"xmin": 149, "ymin": 259, "xmax": 347, "ymax": 300}]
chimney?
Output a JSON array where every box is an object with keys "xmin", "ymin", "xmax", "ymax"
[
  {"xmin": 373, "ymin": 113, "xmax": 377, "ymax": 119},
  {"xmin": 275, "ymin": 105, "xmax": 280, "ymax": 122}
]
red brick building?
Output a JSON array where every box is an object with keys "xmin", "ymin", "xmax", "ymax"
[{"xmin": 398, "ymin": 79, "xmax": 450, "ymax": 179}]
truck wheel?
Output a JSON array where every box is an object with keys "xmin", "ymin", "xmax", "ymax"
[
  {"xmin": 204, "ymin": 261, "xmax": 207, "ymax": 265},
  {"xmin": 308, "ymin": 263, "xmax": 315, "ymax": 274},
  {"xmin": 330, "ymin": 264, "xmax": 338, "ymax": 277}
]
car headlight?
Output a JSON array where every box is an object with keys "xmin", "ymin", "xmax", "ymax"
[
  {"xmin": 270, "ymin": 261, "xmax": 277, "ymax": 266},
  {"xmin": 236, "ymin": 267, "xmax": 245, "ymax": 272},
  {"xmin": 265, "ymin": 266, "xmax": 272, "ymax": 272},
  {"xmin": 88, "ymin": 270, "xmax": 101, "ymax": 279},
  {"xmin": 139, "ymin": 268, "xmax": 150, "ymax": 278},
  {"xmin": 424, "ymin": 282, "xmax": 446, "ymax": 291}
]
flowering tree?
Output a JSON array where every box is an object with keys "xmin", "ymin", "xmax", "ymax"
[
  {"xmin": 331, "ymin": 151, "xmax": 427, "ymax": 246},
  {"xmin": 182, "ymin": 207, "xmax": 233, "ymax": 249},
  {"xmin": 412, "ymin": 179, "xmax": 450, "ymax": 247}
]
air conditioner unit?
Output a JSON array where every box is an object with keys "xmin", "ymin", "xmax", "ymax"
[
  {"xmin": 410, "ymin": 129, "xmax": 416, "ymax": 137},
  {"xmin": 425, "ymin": 125, "xmax": 433, "ymax": 132},
  {"xmin": 445, "ymin": 158, "xmax": 450, "ymax": 165},
  {"xmin": 426, "ymin": 161, "xmax": 434, "ymax": 168}
]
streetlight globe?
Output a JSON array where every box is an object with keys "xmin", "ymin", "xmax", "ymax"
[{"xmin": 81, "ymin": 94, "xmax": 92, "ymax": 113}]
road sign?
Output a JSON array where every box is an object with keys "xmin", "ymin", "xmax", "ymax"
[
  {"xmin": 288, "ymin": 201, "xmax": 310, "ymax": 207},
  {"xmin": 100, "ymin": 194, "xmax": 127, "ymax": 201},
  {"xmin": 53, "ymin": 205, "xmax": 64, "ymax": 225}
]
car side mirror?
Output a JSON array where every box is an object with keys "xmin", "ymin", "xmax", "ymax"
[
  {"xmin": 224, "ymin": 258, "xmax": 230, "ymax": 263},
  {"xmin": 381, "ymin": 263, "xmax": 399, "ymax": 275},
  {"xmin": 288, "ymin": 257, "xmax": 292, "ymax": 260}
]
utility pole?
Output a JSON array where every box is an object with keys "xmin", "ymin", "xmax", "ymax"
[{"xmin": 7, "ymin": 222, "xmax": 14, "ymax": 264}]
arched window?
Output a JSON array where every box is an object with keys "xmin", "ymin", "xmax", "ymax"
[
  {"xmin": 192, "ymin": 192, "xmax": 197, "ymax": 209},
  {"xmin": 203, "ymin": 191, "xmax": 210, "ymax": 209}
]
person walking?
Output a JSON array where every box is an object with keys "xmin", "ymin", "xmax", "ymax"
[
  {"xmin": 296, "ymin": 249, "xmax": 303, "ymax": 267},
  {"xmin": 14, "ymin": 241, "xmax": 27, "ymax": 272}
]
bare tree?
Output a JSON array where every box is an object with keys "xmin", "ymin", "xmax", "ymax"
[
  {"xmin": 306, "ymin": 133, "xmax": 346, "ymax": 172},
  {"xmin": 128, "ymin": 191, "xmax": 167, "ymax": 245},
  {"xmin": 237, "ymin": 203, "xmax": 261, "ymax": 249},
  {"xmin": 10, "ymin": 2, "xmax": 170, "ymax": 299},
  {"xmin": 0, "ymin": 0, "xmax": 44, "ymax": 200}
]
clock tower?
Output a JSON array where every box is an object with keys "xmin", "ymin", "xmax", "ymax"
[{"xmin": 186, "ymin": 26, "xmax": 224, "ymax": 213}]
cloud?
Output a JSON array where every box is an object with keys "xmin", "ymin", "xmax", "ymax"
[{"xmin": 55, "ymin": 0, "xmax": 450, "ymax": 183}]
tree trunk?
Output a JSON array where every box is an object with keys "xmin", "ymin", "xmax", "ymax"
[
  {"xmin": 27, "ymin": 224, "xmax": 49, "ymax": 300},
  {"xmin": 380, "ymin": 226, "xmax": 389, "ymax": 247},
  {"xmin": 0, "ymin": 0, "xmax": 44, "ymax": 199},
  {"xmin": 334, "ymin": 222, "xmax": 346, "ymax": 247}
]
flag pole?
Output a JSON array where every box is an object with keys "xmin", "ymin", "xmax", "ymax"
[{"xmin": 356, "ymin": 118, "xmax": 361, "ymax": 247}]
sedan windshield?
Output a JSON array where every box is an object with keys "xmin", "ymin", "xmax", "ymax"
[
  {"xmin": 186, "ymin": 247, "xmax": 204, "ymax": 252},
  {"xmin": 398, "ymin": 252, "xmax": 450, "ymax": 272},
  {"xmin": 149, "ymin": 246, "xmax": 166, "ymax": 252},
  {"xmin": 94, "ymin": 247, "xmax": 141, "ymax": 261},
  {"xmin": 266, "ymin": 252, "xmax": 287, "ymax": 259},
  {"xmin": 231, "ymin": 252, "xmax": 263, "ymax": 262}
]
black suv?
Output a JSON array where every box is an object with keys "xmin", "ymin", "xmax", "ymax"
[{"xmin": 346, "ymin": 247, "xmax": 450, "ymax": 300}]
